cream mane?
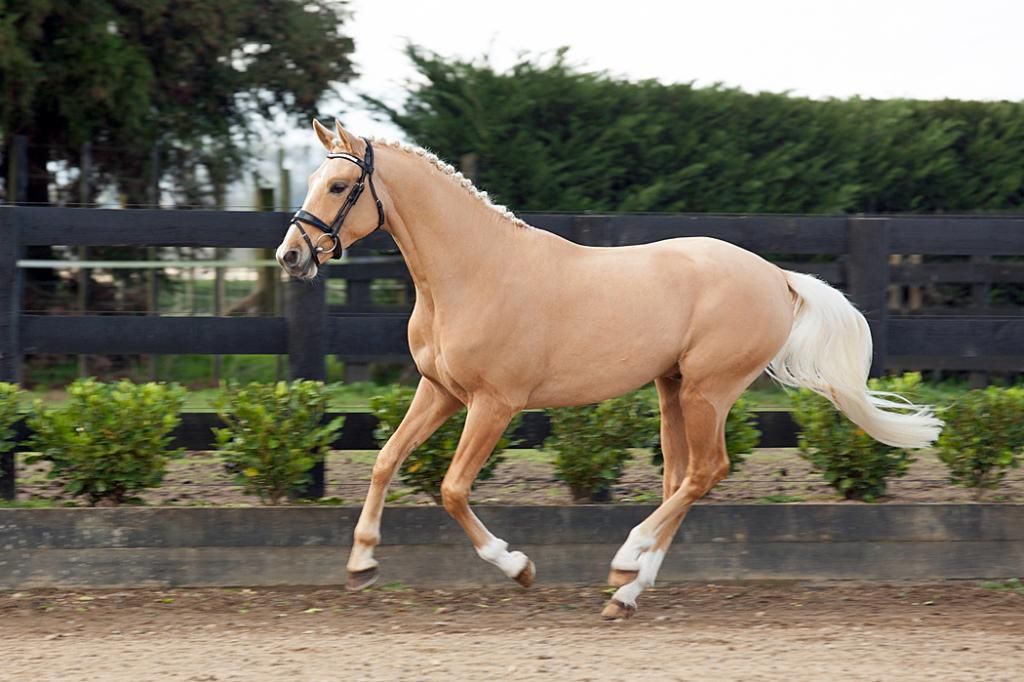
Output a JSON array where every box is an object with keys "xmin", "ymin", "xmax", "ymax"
[{"xmin": 372, "ymin": 138, "xmax": 530, "ymax": 230}]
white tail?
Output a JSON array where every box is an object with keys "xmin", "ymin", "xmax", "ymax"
[{"xmin": 767, "ymin": 270, "xmax": 942, "ymax": 449}]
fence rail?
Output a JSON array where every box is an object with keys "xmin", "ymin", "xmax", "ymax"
[
  {"xmin": 2, "ymin": 207, "xmax": 1024, "ymax": 498},
  {"xmin": 5, "ymin": 209, "xmax": 1022, "ymax": 372}
]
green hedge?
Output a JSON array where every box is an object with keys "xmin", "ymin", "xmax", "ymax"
[{"xmin": 373, "ymin": 47, "xmax": 1024, "ymax": 214}]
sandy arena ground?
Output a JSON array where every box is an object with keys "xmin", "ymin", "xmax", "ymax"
[{"xmin": 1, "ymin": 582, "xmax": 1022, "ymax": 681}]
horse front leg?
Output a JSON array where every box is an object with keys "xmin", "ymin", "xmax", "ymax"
[
  {"xmin": 439, "ymin": 397, "xmax": 535, "ymax": 586},
  {"xmin": 346, "ymin": 378, "xmax": 460, "ymax": 590}
]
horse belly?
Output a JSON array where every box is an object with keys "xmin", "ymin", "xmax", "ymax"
[{"xmin": 523, "ymin": 321, "xmax": 683, "ymax": 408}]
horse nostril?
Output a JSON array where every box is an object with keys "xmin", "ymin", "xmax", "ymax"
[{"xmin": 283, "ymin": 249, "xmax": 300, "ymax": 266}]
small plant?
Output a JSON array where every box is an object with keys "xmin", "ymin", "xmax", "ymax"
[
  {"xmin": 27, "ymin": 379, "xmax": 186, "ymax": 506},
  {"xmin": 545, "ymin": 391, "xmax": 657, "ymax": 502},
  {"xmin": 757, "ymin": 494, "xmax": 805, "ymax": 504},
  {"xmin": 723, "ymin": 395, "xmax": 761, "ymax": 472},
  {"xmin": 0, "ymin": 498, "xmax": 59, "ymax": 508},
  {"xmin": 790, "ymin": 373, "xmax": 923, "ymax": 502},
  {"xmin": 937, "ymin": 387, "xmax": 1024, "ymax": 500},
  {"xmin": 370, "ymin": 386, "xmax": 519, "ymax": 503},
  {"xmin": 0, "ymin": 383, "xmax": 23, "ymax": 474},
  {"xmin": 214, "ymin": 380, "xmax": 343, "ymax": 505},
  {"xmin": 979, "ymin": 578, "xmax": 1024, "ymax": 595}
]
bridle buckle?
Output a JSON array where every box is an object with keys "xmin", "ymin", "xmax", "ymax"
[{"xmin": 314, "ymin": 232, "xmax": 339, "ymax": 254}]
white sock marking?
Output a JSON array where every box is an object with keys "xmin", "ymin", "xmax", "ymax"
[
  {"xmin": 612, "ymin": 548, "xmax": 665, "ymax": 607},
  {"xmin": 611, "ymin": 526, "xmax": 656, "ymax": 571},
  {"xmin": 347, "ymin": 520, "xmax": 381, "ymax": 573},
  {"xmin": 476, "ymin": 536, "xmax": 530, "ymax": 578}
]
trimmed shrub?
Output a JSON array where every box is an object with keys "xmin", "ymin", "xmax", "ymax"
[
  {"xmin": 937, "ymin": 387, "xmax": 1024, "ymax": 500},
  {"xmin": 724, "ymin": 395, "xmax": 761, "ymax": 473},
  {"xmin": 651, "ymin": 394, "xmax": 761, "ymax": 476},
  {"xmin": 213, "ymin": 380, "xmax": 343, "ymax": 505},
  {"xmin": 0, "ymin": 383, "xmax": 22, "ymax": 461},
  {"xmin": 546, "ymin": 392, "xmax": 657, "ymax": 502},
  {"xmin": 790, "ymin": 373, "xmax": 923, "ymax": 502},
  {"xmin": 27, "ymin": 379, "xmax": 185, "ymax": 505},
  {"xmin": 370, "ymin": 385, "xmax": 519, "ymax": 503}
]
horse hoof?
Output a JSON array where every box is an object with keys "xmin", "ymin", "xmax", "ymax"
[
  {"xmin": 607, "ymin": 568, "xmax": 638, "ymax": 587},
  {"xmin": 514, "ymin": 560, "xmax": 536, "ymax": 588},
  {"xmin": 345, "ymin": 567, "xmax": 379, "ymax": 592},
  {"xmin": 601, "ymin": 599, "xmax": 636, "ymax": 620}
]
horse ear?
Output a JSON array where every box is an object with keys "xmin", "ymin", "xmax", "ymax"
[
  {"xmin": 312, "ymin": 118, "xmax": 336, "ymax": 151},
  {"xmin": 334, "ymin": 119, "xmax": 360, "ymax": 153}
]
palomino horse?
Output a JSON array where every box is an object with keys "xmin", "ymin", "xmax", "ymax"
[{"xmin": 277, "ymin": 120, "xmax": 943, "ymax": 619}]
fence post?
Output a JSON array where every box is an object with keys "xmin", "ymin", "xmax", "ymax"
[
  {"xmin": 968, "ymin": 254, "xmax": 992, "ymax": 388},
  {"xmin": 286, "ymin": 274, "xmax": 327, "ymax": 499},
  {"xmin": 78, "ymin": 142, "xmax": 92, "ymax": 378},
  {"xmin": 846, "ymin": 217, "xmax": 890, "ymax": 377},
  {"xmin": 0, "ymin": 436, "xmax": 13, "ymax": 500},
  {"xmin": 7, "ymin": 136, "xmax": 29, "ymax": 204},
  {"xmin": 0, "ymin": 209, "xmax": 22, "ymax": 384},
  {"xmin": 0, "ymin": 208, "xmax": 22, "ymax": 500},
  {"xmin": 343, "ymin": 276, "xmax": 373, "ymax": 383}
]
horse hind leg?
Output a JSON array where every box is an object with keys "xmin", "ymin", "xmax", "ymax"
[
  {"xmin": 608, "ymin": 375, "xmax": 689, "ymax": 589},
  {"xmin": 602, "ymin": 285, "xmax": 790, "ymax": 618},
  {"xmin": 602, "ymin": 372, "xmax": 744, "ymax": 620}
]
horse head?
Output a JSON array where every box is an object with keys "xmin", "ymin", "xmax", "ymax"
[{"xmin": 276, "ymin": 119, "xmax": 385, "ymax": 279}]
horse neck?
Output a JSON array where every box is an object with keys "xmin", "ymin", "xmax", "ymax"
[{"xmin": 378, "ymin": 146, "xmax": 524, "ymax": 294}]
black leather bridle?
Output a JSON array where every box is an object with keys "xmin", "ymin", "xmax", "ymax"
[{"xmin": 288, "ymin": 138, "xmax": 385, "ymax": 261}]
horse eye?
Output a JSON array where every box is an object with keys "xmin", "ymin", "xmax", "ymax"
[{"xmin": 329, "ymin": 182, "xmax": 347, "ymax": 194}]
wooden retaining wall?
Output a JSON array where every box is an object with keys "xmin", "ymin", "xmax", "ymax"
[{"xmin": 1, "ymin": 505, "xmax": 1020, "ymax": 589}]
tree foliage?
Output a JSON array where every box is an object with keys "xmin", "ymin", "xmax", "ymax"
[
  {"xmin": 372, "ymin": 47, "xmax": 1024, "ymax": 214},
  {"xmin": 1, "ymin": 0, "xmax": 355, "ymax": 204}
]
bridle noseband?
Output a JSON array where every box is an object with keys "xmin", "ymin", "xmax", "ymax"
[{"xmin": 289, "ymin": 137, "xmax": 385, "ymax": 261}]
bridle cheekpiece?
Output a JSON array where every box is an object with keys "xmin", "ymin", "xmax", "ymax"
[{"xmin": 288, "ymin": 137, "xmax": 385, "ymax": 261}]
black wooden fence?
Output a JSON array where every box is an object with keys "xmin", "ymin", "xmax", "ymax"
[
  {"xmin": 5, "ymin": 208, "xmax": 1024, "ymax": 381},
  {"xmin": 330, "ymin": 213, "xmax": 1024, "ymax": 378},
  {"xmin": 2, "ymin": 208, "xmax": 1024, "ymax": 499}
]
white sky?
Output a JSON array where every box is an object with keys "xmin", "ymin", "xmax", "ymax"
[
  {"xmin": 243, "ymin": 0, "xmax": 1024, "ymax": 209},
  {"xmin": 339, "ymin": 0, "xmax": 1024, "ymax": 139}
]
